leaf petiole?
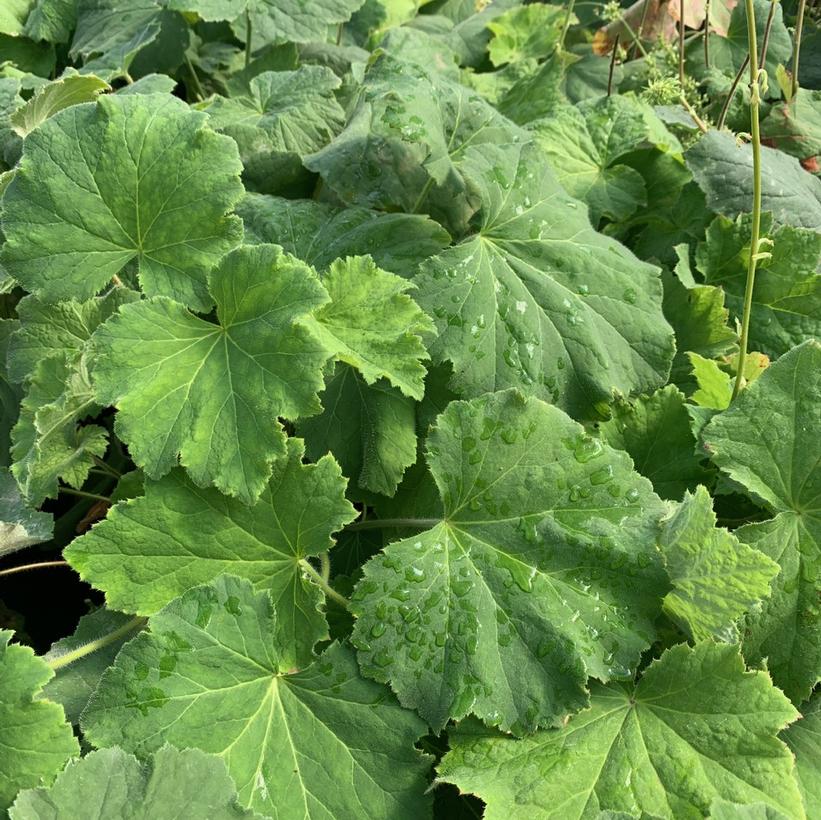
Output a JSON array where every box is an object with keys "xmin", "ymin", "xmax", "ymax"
[
  {"xmin": 344, "ymin": 517, "xmax": 440, "ymax": 532},
  {"xmin": 300, "ymin": 560, "xmax": 350, "ymax": 609},
  {"xmin": 46, "ymin": 616, "xmax": 147, "ymax": 671}
]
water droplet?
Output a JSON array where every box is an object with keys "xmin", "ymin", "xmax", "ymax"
[
  {"xmin": 371, "ymin": 622, "xmax": 387, "ymax": 638},
  {"xmin": 625, "ymin": 488, "xmax": 640, "ymax": 503},
  {"xmin": 405, "ymin": 565, "xmax": 426, "ymax": 583},
  {"xmin": 372, "ymin": 650, "xmax": 392, "ymax": 668},
  {"xmin": 590, "ymin": 465, "xmax": 614, "ymax": 485}
]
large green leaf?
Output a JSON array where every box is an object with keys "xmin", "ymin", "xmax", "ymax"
[
  {"xmin": 89, "ymin": 244, "xmax": 331, "ymax": 504},
  {"xmin": 300, "ymin": 255, "xmax": 434, "ymax": 400},
  {"xmin": 305, "ymin": 52, "xmax": 526, "ymax": 234},
  {"xmin": 597, "ymin": 385, "xmax": 710, "ymax": 501},
  {"xmin": 0, "ymin": 467, "xmax": 52, "ymax": 557},
  {"xmin": 686, "ymin": 131, "xmax": 821, "ymax": 231},
  {"xmin": 0, "ymin": 0, "xmax": 34, "ymax": 37},
  {"xmin": 659, "ymin": 485, "xmax": 779, "ymax": 641},
  {"xmin": 297, "ymin": 363, "xmax": 417, "ymax": 497},
  {"xmin": 761, "ymin": 89, "xmax": 821, "ymax": 164},
  {"xmin": 703, "ymin": 340, "xmax": 821, "ymax": 702},
  {"xmin": 237, "ymin": 192, "xmax": 450, "ymax": 278},
  {"xmin": 351, "ymin": 390, "xmax": 668, "ymax": 733},
  {"xmin": 1, "ymin": 93, "xmax": 243, "ymax": 310},
  {"xmin": 415, "ymin": 141, "xmax": 674, "ymax": 418},
  {"xmin": 0, "ymin": 631, "xmax": 79, "ymax": 813},
  {"xmin": 486, "ymin": 4, "xmax": 566, "ymax": 67},
  {"xmin": 696, "ymin": 213, "xmax": 821, "ymax": 358},
  {"xmin": 204, "ymin": 66, "xmax": 345, "ymax": 194},
  {"xmin": 438, "ymin": 642, "xmax": 803, "ymax": 820},
  {"xmin": 81, "ymin": 575, "xmax": 432, "ymax": 819},
  {"xmin": 783, "ymin": 694, "xmax": 821, "ymax": 819},
  {"xmin": 66, "ymin": 437, "xmax": 356, "ymax": 666},
  {"xmin": 9, "ymin": 746, "xmax": 263, "ymax": 820},
  {"xmin": 22, "ymin": 0, "xmax": 76, "ymax": 43}
]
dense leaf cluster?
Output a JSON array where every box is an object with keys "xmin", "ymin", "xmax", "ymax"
[{"xmin": 0, "ymin": 0, "xmax": 819, "ymax": 818}]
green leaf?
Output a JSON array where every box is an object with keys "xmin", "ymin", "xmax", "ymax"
[
  {"xmin": 9, "ymin": 745, "xmax": 264, "ymax": 820},
  {"xmin": 661, "ymin": 263, "xmax": 737, "ymax": 393},
  {"xmin": 81, "ymin": 575, "xmax": 433, "ymax": 819},
  {"xmin": 89, "ymin": 245, "xmax": 332, "ymax": 504},
  {"xmin": 686, "ymin": 131, "xmax": 821, "ymax": 232},
  {"xmin": 1, "ymin": 92, "xmax": 244, "ymax": 310},
  {"xmin": 41, "ymin": 609, "xmax": 141, "ymax": 724},
  {"xmin": 0, "ymin": 0, "xmax": 33, "ymax": 37},
  {"xmin": 0, "ymin": 318, "xmax": 22, "ymax": 465},
  {"xmin": 10, "ymin": 73, "xmax": 109, "ymax": 138},
  {"xmin": 166, "ymin": 0, "xmax": 366, "ymax": 44},
  {"xmin": 761, "ymin": 89, "xmax": 821, "ymax": 164},
  {"xmin": 688, "ymin": 351, "xmax": 733, "ymax": 410},
  {"xmin": 532, "ymin": 96, "xmax": 681, "ymax": 225},
  {"xmin": 710, "ymin": 801, "xmax": 791, "ymax": 820},
  {"xmin": 11, "ymin": 355, "xmax": 108, "ymax": 504},
  {"xmin": 351, "ymin": 390, "xmax": 668, "ymax": 733},
  {"xmin": 237, "ymin": 192, "xmax": 450, "ymax": 278},
  {"xmin": 438, "ymin": 642, "xmax": 803, "ymax": 820},
  {"xmin": 415, "ymin": 142, "xmax": 674, "ymax": 418},
  {"xmin": 204, "ymin": 66, "xmax": 345, "ymax": 195},
  {"xmin": 22, "ymin": 0, "xmax": 76, "ymax": 44},
  {"xmin": 494, "ymin": 51, "xmax": 567, "ymax": 125},
  {"xmin": 66, "ymin": 437, "xmax": 356, "ymax": 666},
  {"xmin": 305, "ymin": 52, "xmax": 525, "ymax": 234},
  {"xmin": 0, "ymin": 630, "xmax": 79, "ymax": 813},
  {"xmin": 597, "ymin": 385, "xmax": 710, "ymax": 502},
  {"xmin": 8, "ymin": 288, "xmax": 139, "ymax": 384},
  {"xmin": 660, "ymin": 485, "xmax": 779, "ymax": 641},
  {"xmin": 0, "ymin": 467, "xmax": 52, "ymax": 557},
  {"xmin": 782, "ymin": 694, "xmax": 821, "ymax": 819},
  {"xmin": 696, "ymin": 213, "xmax": 821, "ymax": 358},
  {"xmin": 703, "ymin": 340, "xmax": 821, "ymax": 702},
  {"xmin": 300, "ymin": 255, "xmax": 433, "ymax": 400},
  {"xmin": 297, "ymin": 363, "xmax": 417, "ymax": 497},
  {"xmin": 486, "ymin": 4, "xmax": 567, "ymax": 67}
]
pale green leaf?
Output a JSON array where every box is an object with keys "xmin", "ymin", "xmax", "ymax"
[
  {"xmin": 688, "ymin": 352, "xmax": 733, "ymax": 410},
  {"xmin": 0, "ymin": 0, "xmax": 33, "ymax": 37},
  {"xmin": 696, "ymin": 213, "xmax": 821, "ymax": 358},
  {"xmin": 0, "ymin": 630, "xmax": 79, "ymax": 813},
  {"xmin": 597, "ymin": 385, "xmax": 710, "ymax": 501},
  {"xmin": 297, "ymin": 363, "xmax": 417, "ymax": 497},
  {"xmin": 9, "ymin": 745, "xmax": 264, "ymax": 820},
  {"xmin": 237, "ymin": 192, "xmax": 450, "ymax": 278},
  {"xmin": 351, "ymin": 390, "xmax": 668, "ymax": 733},
  {"xmin": 486, "ymin": 4, "xmax": 567, "ymax": 67},
  {"xmin": 22, "ymin": 0, "xmax": 76, "ymax": 44},
  {"xmin": 438, "ymin": 642, "xmax": 803, "ymax": 820},
  {"xmin": 89, "ymin": 245, "xmax": 332, "ymax": 504},
  {"xmin": 10, "ymin": 73, "xmax": 109, "ymax": 138},
  {"xmin": 0, "ymin": 467, "xmax": 52, "ymax": 557},
  {"xmin": 1, "ymin": 93, "xmax": 244, "ymax": 310},
  {"xmin": 0, "ymin": 318, "xmax": 22, "ymax": 464},
  {"xmin": 660, "ymin": 485, "xmax": 779, "ymax": 641},
  {"xmin": 300, "ymin": 255, "xmax": 433, "ymax": 400},
  {"xmin": 415, "ymin": 141, "xmax": 674, "ymax": 418},
  {"xmin": 81, "ymin": 575, "xmax": 432, "ymax": 819},
  {"xmin": 703, "ymin": 340, "xmax": 821, "ymax": 702},
  {"xmin": 66, "ymin": 437, "xmax": 356, "ymax": 665},
  {"xmin": 782, "ymin": 694, "xmax": 821, "ymax": 819},
  {"xmin": 710, "ymin": 801, "xmax": 791, "ymax": 820}
]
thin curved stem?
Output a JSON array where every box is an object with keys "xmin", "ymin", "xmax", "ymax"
[
  {"xmin": 631, "ymin": 0, "xmax": 651, "ymax": 60},
  {"xmin": 717, "ymin": 54, "xmax": 749, "ymax": 130},
  {"xmin": 759, "ymin": 0, "xmax": 778, "ymax": 67},
  {"xmin": 559, "ymin": 0, "xmax": 577, "ymax": 52},
  {"xmin": 679, "ymin": 0, "xmax": 686, "ymax": 85},
  {"xmin": 344, "ymin": 517, "xmax": 440, "ymax": 532},
  {"xmin": 0, "ymin": 560, "xmax": 70, "ymax": 579},
  {"xmin": 47, "ymin": 616, "xmax": 147, "ymax": 671},
  {"xmin": 704, "ymin": 0, "xmax": 711, "ymax": 68},
  {"xmin": 608, "ymin": 34, "xmax": 620, "ymax": 96},
  {"xmin": 300, "ymin": 560, "xmax": 350, "ymax": 609},
  {"xmin": 244, "ymin": 12, "xmax": 253, "ymax": 68},
  {"xmin": 59, "ymin": 486, "xmax": 111, "ymax": 504},
  {"xmin": 733, "ymin": 0, "xmax": 763, "ymax": 400},
  {"xmin": 791, "ymin": 0, "xmax": 807, "ymax": 99},
  {"xmin": 320, "ymin": 552, "xmax": 331, "ymax": 584}
]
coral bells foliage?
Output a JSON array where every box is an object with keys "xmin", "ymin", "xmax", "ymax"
[{"xmin": 0, "ymin": 0, "xmax": 819, "ymax": 817}]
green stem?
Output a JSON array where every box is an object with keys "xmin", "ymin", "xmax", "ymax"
[
  {"xmin": 47, "ymin": 616, "xmax": 147, "ymax": 671},
  {"xmin": 91, "ymin": 455, "xmax": 121, "ymax": 478},
  {"xmin": 245, "ymin": 12, "xmax": 253, "ymax": 68},
  {"xmin": 0, "ymin": 560, "xmax": 70, "ymax": 579},
  {"xmin": 184, "ymin": 53, "xmax": 205, "ymax": 102},
  {"xmin": 608, "ymin": 34, "xmax": 619, "ymax": 96},
  {"xmin": 733, "ymin": 0, "xmax": 763, "ymax": 400},
  {"xmin": 716, "ymin": 54, "xmax": 749, "ymax": 130},
  {"xmin": 791, "ymin": 0, "xmax": 806, "ymax": 98},
  {"xmin": 616, "ymin": 13, "xmax": 648, "ymax": 58},
  {"xmin": 559, "ymin": 0, "xmax": 577, "ymax": 52},
  {"xmin": 59, "ymin": 486, "xmax": 111, "ymax": 504},
  {"xmin": 345, "ymin": 517, "xmax": 440, "ymax": 532},
  {"xmin": 300, "ymin": 560, "xmax": 350, "ymax": 609},
  {"xmin": 320, "ymin": 552, "xmax": 331, "ymax": 584},
  {"xmin": 679, "ymin": 0, "xmax": 686, "ymax": 86},
  {"xmin": 704, "ymin": 0, "xmax": 711, "ymax": 68},
  {"xmin": 631, "ymin": 0, "xmax": 651, "ymax": 60},
  {"xmin": 759, "ymin": 0, "xmax": 778, "ymax": 67}
]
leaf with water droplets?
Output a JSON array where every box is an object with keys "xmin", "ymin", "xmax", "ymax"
[
  {"xmin": 65, "ymin": 437, "xmax": 356, "ymax": 667},
  {"xmin": 415, "ymin": 141, "xmax": 674, "ymax": 419},
  {"xmin": 81, "ymin": 575, "xmax": 432, "ymax": 819},
  {"xmin": 438, "ymin": 642, "xmax": 803, "ymax": 820},
  {"xmin": 703, "ymin": 340, "xmax": 821, "ymax": 703},
  {"xmin": 659, "ymin": 485, "xmax": 779, "ymax": 642},
  {"xmin": 0, "ymin": 630, "xmax": 79, "ymax": 813},
  {"xmin": 10, "ymin": 745, "xmax": 269, "ymax": 820},
  {"xmin": 351, "ymin": 390, "xmax": 668, "ymax": 733}
]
